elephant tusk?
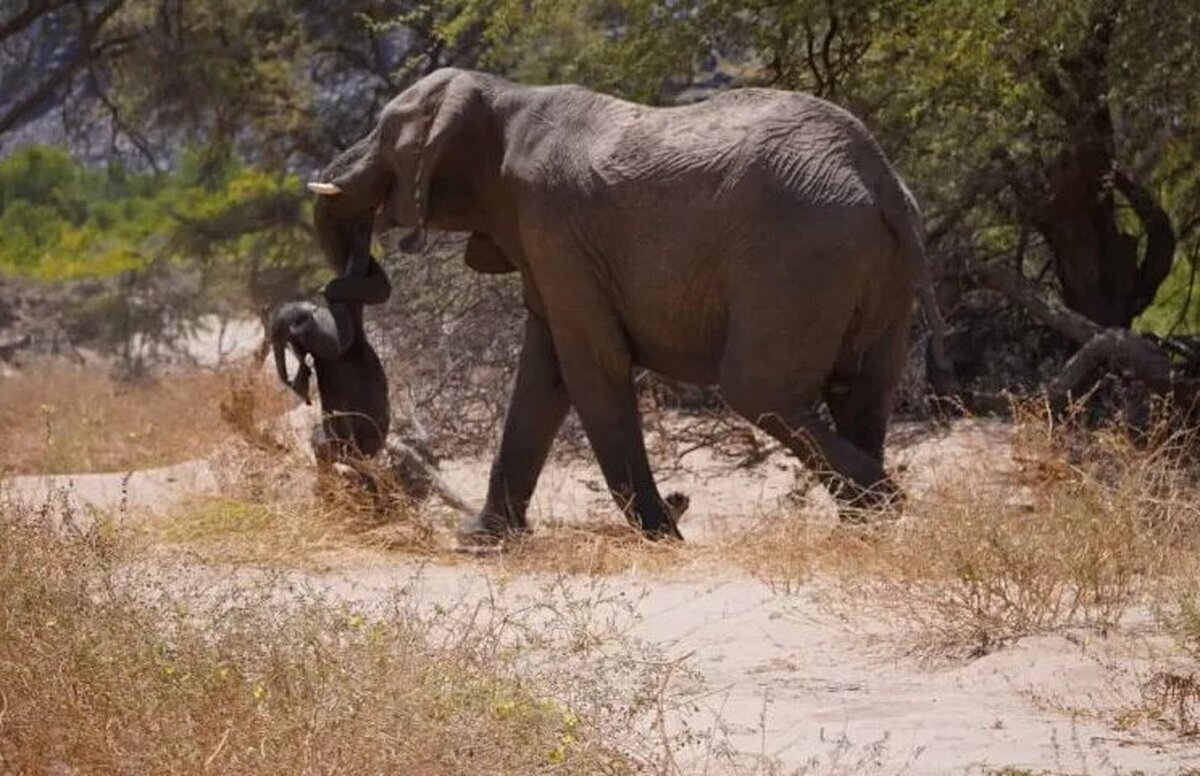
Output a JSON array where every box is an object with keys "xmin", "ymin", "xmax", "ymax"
[{"xmin": 307, "ymin": 181, "xmax": 342, "ymax": 195}]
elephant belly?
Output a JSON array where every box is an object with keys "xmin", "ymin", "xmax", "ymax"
[
  {"xmin": 629, "ymin": 337, "xmax": 722, "ymax": 385},
  {"xmin": 617, "ymin": 272, "xmax": 727, "ymax": 385},
  {"xmin": 615, "ymin": 204, "xmax": 901, "ymax": 391}
]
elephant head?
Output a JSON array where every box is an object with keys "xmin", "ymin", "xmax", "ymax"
[
  {"xmin": 270, "ymin": 300, "xmax": 337, "ymax": 404},
  {"xmin": 309, "ymin": 69, "xmax": 515, "ymax": 281}
]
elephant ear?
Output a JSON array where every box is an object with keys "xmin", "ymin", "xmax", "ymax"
[{"xmin": 410, "ymin": 72, "xmax": 486, "ymax": 235}]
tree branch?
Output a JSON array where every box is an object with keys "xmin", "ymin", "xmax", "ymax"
[
  {"xmin": 1113, "ymin": 168, "xmax": 1177, "ymax": 318},
  {"xmin": 801, "ymin": 18, "xmax": 825, "ymax": 96},
  {"xmin": 1048, "ymin": 328, "xmax": 1171, "ymax": 398},
  {"xmin": 0, "ymin": 0, "xmax": 71, "ymax": 43},
  {"xmin": 0, "ymin": 0, "xmax": 124, "ymax": 136},
  {"xmin": 925, "ymin": 162, "xmax": 1006, "ymax": 249},
  {"xmin": 86, "ymin": 64, "xmax": 159, "ymax": 171},
  {"xmin": 820, "ymin": 0, "xmax": 839, "ymax": 97},
  {"xmin": 975, "ymin": 263, "xmax": 1100, "ymax": 343},
  {"xmin": 976, "ymin": 262, "xmax": 1179, "ymax": 403}
]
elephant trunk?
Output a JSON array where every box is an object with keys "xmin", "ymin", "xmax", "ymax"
[
  {"xmin": 314, "ymin": 194, "xmax": 379, "ymax": 278},
  {"xmin": 312, "ymin": 126, "xmax": 392, "ymax": 276},
  {"xmin": 272, "ymin": 327, "xmax": 291, "ymax": 387},
  {"xmin": 271, "ymin": 328, "xmax": 312, "ymax": 405}
]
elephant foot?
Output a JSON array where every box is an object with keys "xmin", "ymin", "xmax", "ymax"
[
  {"xmin": 834, "ymin": 477, "xmax": 904, "ymax": 525},
  {"xmin": 648, "ymin": 491, "xmax": 689, "ymax": 541},
  {"xmin": 642, "ymin": 524, "xmax": 684, "ymax": 541},
  {"xmin": 455, "ymin": 511, "xmax": 528, "ymax": 547}
]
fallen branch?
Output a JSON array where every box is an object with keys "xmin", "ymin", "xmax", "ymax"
[
  {"xmin": 1049, "ymin": 328, "xmax": 1171, "ymax": 398},
  {"xmin": 975, "ymin": 263, "xmax": 1100, "ymax": 345},
  {"xmin": 973, "ymin": 263, "xmax": 1198, "ymax": 410}
]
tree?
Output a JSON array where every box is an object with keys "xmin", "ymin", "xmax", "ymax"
[
  {"xmin": 871, "ymin": 0, "xmax": 1197, "ymax": 330},
  {"xmin": 0, "ymin": 0, "xmax": 128, "ymax": 137},
  {"xmin": 1, "ymin": 0, "xmax": 498, "ymax": 172},
  {"xmin": 7, "ymin": 0, "xmax": 1200, "ymax": 372}
]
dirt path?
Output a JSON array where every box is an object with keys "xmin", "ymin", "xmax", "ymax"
[
  {"xmin": 6, "ymin": 418, "xmax": 1199, "ymax": 774},
  {"xmin": 249, "ymin": 557, "xmax": 1190, "ymax": 774}
]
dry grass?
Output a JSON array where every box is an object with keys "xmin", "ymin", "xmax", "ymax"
[
  {"xmin": 730, "ymin": 401, "xmax": 1200, "ymax": 657},
  {"xmin": 148, "ymin": 389, "xmax": 1200, "ymax": 662},
  {"xmin": 14, "ymin": 357, "xmax": 1200, "ymax": 759},
  {"xmin": 0, "ymin": 363, "xmax": 290, "ymax": 474},
  {"xmin": 145, "ymin": 432, "xmax": 451, "ymax": 567},
  {"xmin": 150, "ymin": 472, "xmax": 703, "ymax": 576},
  {"xmin": 148, "ymin": 383, "xmax": 701, "ymax": 573},
  {"xmin": 0, "ymin": 500, "xmax": 689, "ymax": 774},
  {"xmin": 20, "ymin": 355, "xmax": 1200, "ymax": 667},
  {"xmin": 494, "ymin": 519, "xmax": 696, "ymax": 576},
  {"xmin": 1126, "ymin": 587, "xmax": 1200, "ymax": 738}
]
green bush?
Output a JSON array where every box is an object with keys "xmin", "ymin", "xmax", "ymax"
[{"xmin": 0, "ymin": 146, "xmax": 316, "ymax": 282}]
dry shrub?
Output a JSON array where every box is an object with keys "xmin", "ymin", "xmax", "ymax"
[
  {"xmin": 158, "ymin": 391, "xmax": 696, "ymax": 572},
  {"xmin": 724, "ymin": 401, "xmax": 1200, "ymax": 657},
  {"xmin": 371, "ymin": 234, "xmax": 526, "ymax": 457},
  {"xmin": 1135, "ymin": 670, "xmax": 1200, "ymax": 737},
  {"xmin": 128, "ymin": 367, "xmax": 439, "ymax": 565},
  {"xmin": 0, "ymin": 362, "xmax": 289, "ymax": 474},
  {"xmin": 0, "ymin": 502, "xmax": 673, "ymax": 774},
  {"xmin": 154, "ymin": 454, "xmax": 700, "ymax": 574},
  {"xmin": 831, "ymin": 400, "xmax": 1200, "ymax": 656},
  {"xmin": 151, "ymin": 362, "xmax": 542, "ymax": 565},
  {"xmin": 218, "ymin": 366, "xmax": 291, "ymax": 452},
  {"xmin": 1139, "ymin": 589, "xmax": 1200, "ymax": 737},
  {"xmin": 313, "ymin": 459, "xmax": 442, "ymax": 550},
  {"xmin": 726, "ymin": 512, "xmax": 882, "ymax": 595},
  {"xmin": 150, "ymin": 437, "xmax": 449, "ymax": 565}
]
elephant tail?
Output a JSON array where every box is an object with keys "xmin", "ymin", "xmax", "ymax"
[{"xmin": 878, "ymin": 174, "xmax": 954, "ymax": 391}]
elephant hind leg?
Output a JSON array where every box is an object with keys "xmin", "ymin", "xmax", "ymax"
[
  {"xmin": 720, "ymin": 352, "xmax": 898, "ymax": 513},
  {"xmin": 736, "ymin": 401, "xmax": 898, "ymax": 510},
  {"xmin": 822, "ymin": 321, "xmax": 910, "ymax": 463}
]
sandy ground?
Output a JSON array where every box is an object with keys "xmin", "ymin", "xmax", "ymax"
[
  {"xmin": 259, "ymin": 558, "xmax": 1189, "ymax": 775},
  {"xmin": 6, "ymin": 417, "xmax": 1200, "ymax": 774}
]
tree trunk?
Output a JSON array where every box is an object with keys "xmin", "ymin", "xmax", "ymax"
[
  {"xmin": 976, "ymin": 264, "xmax": 1191, "ymax": 411},
  {"xmin": 1015, "ymin": 0, "xmax": 1176, "ymax": 329},
  {"xmin": 1038, "ymin": 153, "xmax": 1133, "ymax": 327},
  {"xmin": 1034, "ymin": 152, "xmax": 1176, "ymax": 328}
]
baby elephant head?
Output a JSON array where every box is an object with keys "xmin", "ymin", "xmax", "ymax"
[{"xmin": 270, "ymin": 301, "xmax": 341, "ymax": 403}]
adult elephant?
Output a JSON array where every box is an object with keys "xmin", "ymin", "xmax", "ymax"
[{"xmin": 309, "ymin": 68, "xmax": 950, "ymax": 542}]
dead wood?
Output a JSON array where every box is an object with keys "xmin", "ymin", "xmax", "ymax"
[{"xmin": 971, "ymin": 264, "xmax": 1199, "ymax": 412}]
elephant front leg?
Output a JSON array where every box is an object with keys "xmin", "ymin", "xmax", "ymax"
[{"xmin": 459, "ymin": 316, "xmax": 571, "ymax": 542}]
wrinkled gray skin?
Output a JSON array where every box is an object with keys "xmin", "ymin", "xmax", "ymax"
[
  {"xmin": 271, "ymin": 299, "xmax": 390, "ymax": 463},
  {"xmin": 311, "ymin": 68, "xmax": 950, "ymax": 542}
]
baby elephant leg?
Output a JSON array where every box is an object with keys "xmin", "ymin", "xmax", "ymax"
[
  {"xmin": 310, "ymin": 424, "xmax": 337, "ymax": 471},
  {"xmin": 312, "ymin": 423, "xmax": 388, "ymax": 511}
]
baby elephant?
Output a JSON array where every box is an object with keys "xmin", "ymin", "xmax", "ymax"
[{"xmin": 271, "ymin": 299, "xmax": 389, "ymax": 464}]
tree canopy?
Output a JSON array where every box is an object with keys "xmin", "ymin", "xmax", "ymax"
[{"xmin": 1, "ymin": 0, "xmax": 1198, "ymax": 341}]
